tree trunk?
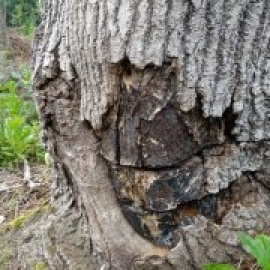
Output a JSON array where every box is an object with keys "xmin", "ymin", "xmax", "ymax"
[
  {"xmin": 0, "ymin": 0, "xmax": 7, "ymax": 51},
  {"xmin": 0, "ymin": 0, "xmax": 11, "ymax": 82},
  {"xmin": 33, "ymin": 0, "xmax": 270, "ymax": 269}
]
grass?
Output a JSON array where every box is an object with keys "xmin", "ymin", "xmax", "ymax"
[{"xmin": 0, "ymin": 68, "xmax": 45, "ymax": 167}]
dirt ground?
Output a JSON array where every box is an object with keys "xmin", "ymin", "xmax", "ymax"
[
  {"xmin": 7, "ymin": 28, "xmax": 31, "ymax": 65},
  {"xmin": 0, "ymin": 165, "xmax": 52, "ymax": 226}
]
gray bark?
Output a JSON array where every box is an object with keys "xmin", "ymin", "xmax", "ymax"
[{"xmin": 33, "ymin": 0, "xmax": 270, "ymax": 269}]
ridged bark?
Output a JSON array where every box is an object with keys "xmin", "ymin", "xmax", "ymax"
[{"xmin": 33, "ymin": 0, "xmax": 270, "ymax": 269}]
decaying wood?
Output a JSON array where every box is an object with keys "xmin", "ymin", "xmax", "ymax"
[{"xmin": 33, "ymin": 0, "xmax": 270, "ymax": 269}]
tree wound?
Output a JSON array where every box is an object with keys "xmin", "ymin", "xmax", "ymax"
[{"xmin": 98, "ymin": 62, "xmax": 261, "ymax": 247}]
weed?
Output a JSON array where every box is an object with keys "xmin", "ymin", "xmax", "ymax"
[{"xmin": 0, "ymin": 70, "xmax": 45, "ymax": 167}]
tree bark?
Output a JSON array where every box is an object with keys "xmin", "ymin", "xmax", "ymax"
[
  {"xmin": 33, "ymin": 0, "xmax": 270, "ymax": 269},
  {"xmin": 0, "ymin": 0, "xmax": 7, "ymax": 51}
]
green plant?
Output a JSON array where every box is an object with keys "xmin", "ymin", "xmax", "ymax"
[
  {"xmin": 203, "ymin": 233, "xmax": 270, "ymax": 270},
  {"xmin": 5, "ymin": 0, "xmax": 41, "ymax": 36},
  {"xmin": 239, "ymin": 233, "xmax": 270, "ymax": 270},
  {"xmin": 1, "ymin": 116, "xmax": 33, "ymax": 161},
  {"xmin": 0, "ymin": 80, "xmax": 17, "ymax": 93},
  {"xmin": 0, "ymin": 70, "xmax": 45, "ymax": 167}
]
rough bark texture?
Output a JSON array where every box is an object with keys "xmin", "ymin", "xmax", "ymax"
[{"xmin": 33, "ymin": 0, "xmax": 270, "ymax": 269}]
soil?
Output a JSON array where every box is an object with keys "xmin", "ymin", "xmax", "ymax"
[
  {"xmin": 7, "ymin": 28, "xmax": 31, "ymax": 65},
  {"xmin": 0, "ymin": 165, "xmax": 52, "ymax": 226}
]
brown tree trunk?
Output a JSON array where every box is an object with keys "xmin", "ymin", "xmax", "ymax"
[{"xmin": 33, "ymin": 0, "xmax": 270, "ymax": 269}]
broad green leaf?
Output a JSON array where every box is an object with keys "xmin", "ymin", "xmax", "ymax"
[{"xmin": 239, "ymin": 233, "xmax": 270, "ymax": 270}]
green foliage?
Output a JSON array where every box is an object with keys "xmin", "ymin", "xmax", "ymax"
[
  {"xmin": 203, "ymin": 233, "xmax": 270, "ymax": 270},
  {"xmin": 239, "ymin": 233, "xmax": 270, "ymax": 270},
  {"xmin": 5, "ymin": 0, "xmax": 41, "ymax": 36},
  {"xmin": 0, "ymin": 70, "xmax": 45, "ymax": 167},
  {"xmin": 203, "ymin": 264, "xmax": 236, "ymax": 270}
]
